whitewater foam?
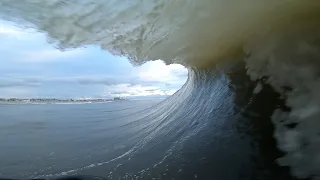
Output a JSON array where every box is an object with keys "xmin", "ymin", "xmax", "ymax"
[
  {"xmin": 1, "ymin": 0, "xmax": 320, "ymax": 179},
  {"xmin": 35, "ymin": 149, "xmax": 134, "ymax": 178},
  {"xmin": 245, "ymin": 34, "xmax": 320, "ymax": 178}
]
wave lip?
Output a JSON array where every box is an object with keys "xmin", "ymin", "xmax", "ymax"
[{"xmin": 0, "ymin": 0, "xmax": 319, "ymax": 66}]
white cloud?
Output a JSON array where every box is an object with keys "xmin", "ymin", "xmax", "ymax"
[
  {"xmin": 138, "ymin": 60, "xmax": 187, "ymax": 83},
  {"xmin": 101, "ymin": 61, "xmax": 187, "ymax": 97},
  {"xmin": 103, "ymin": 84, "xmax": 176, "ymax": 97}
]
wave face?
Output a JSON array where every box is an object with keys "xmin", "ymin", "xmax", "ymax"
[{"xmin": 1, "ymin": 0, "xmax": 320, "ymax": 179}]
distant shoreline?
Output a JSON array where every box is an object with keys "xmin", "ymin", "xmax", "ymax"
[
  {"xmin": 0, "ymin": 97, "xmax": 127, "ymax": 105},
  {"xmin": 0, "ymin": 101, "xmax": 113, "ymax": 105}
]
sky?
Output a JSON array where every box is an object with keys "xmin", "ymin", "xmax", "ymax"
[{"xmin": 0, "ymin": 21, "xmax": 187, "ymax": 99}]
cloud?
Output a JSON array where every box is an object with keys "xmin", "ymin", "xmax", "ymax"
[
  {"xmin": 0, "ymin": 76, "xmax": 131, "ymax": 87},
  {"xmin": 0, "ymin": 74, "xmax": 185, "ymax": 98},
  {"xmin": 103, "ymin": 84, "xmax": 176, "ymax": 97},
  {"xmin": 0, "ymin": 77, "xmax": 41, "ymax": 88},
  {"xmin": 138, "ymin": 60, "xmax": 187, "ymax": 83},
  {"xmin": 0, "ymin": 76, "xmax": 106, "ymax": 88},
  {"xmin": 0, "ymin": 59, "xmax": 188, "ymax": 98},
  {"xmin": 0, "ymin": 67, "xmax": 187, "ymax": 88}
]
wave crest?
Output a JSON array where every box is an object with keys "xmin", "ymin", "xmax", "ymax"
[{"xmin": 0, "ymin": 0, "xmax": 319, "ymax": 66}]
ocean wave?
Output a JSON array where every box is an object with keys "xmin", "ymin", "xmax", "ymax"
[{"xmin": 1, "ymin": 0, "xmax": 320, "ymax": 179}]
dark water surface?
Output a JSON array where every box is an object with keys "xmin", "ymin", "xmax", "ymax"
[
  {"xmin": 0, "ymin": 66, "xmax": 297, "ymax": 180},
  {"xmin": 0, "ymin": 100, "xmax": 161, "ymax": 179}
]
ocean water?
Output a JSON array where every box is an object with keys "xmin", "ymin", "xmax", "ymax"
[
  {"xmin": 1, "ymin": 1, "xmax": 320, "ymax": 179},
  {"xmin": 0, "ymin": 65, "xmax": 297, "ymax": 180},
  {"xmin": 0, "ymin": 100, "xmax": 162, "ymax": 179}
]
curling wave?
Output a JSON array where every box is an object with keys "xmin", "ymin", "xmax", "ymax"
[{"xmin": 1, "ymin": 0, "xmax": 320, "ymax": 179}]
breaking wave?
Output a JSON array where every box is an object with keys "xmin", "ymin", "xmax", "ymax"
[{"xmin": 1, "ymin": 0, "xmax": 320, "ymax": 179}]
